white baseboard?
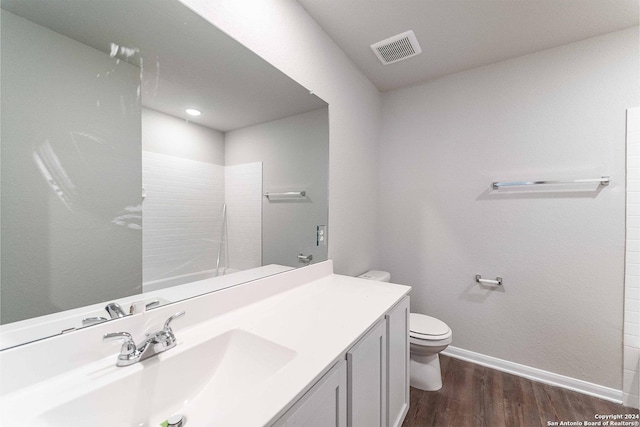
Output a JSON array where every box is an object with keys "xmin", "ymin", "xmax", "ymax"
[
  {"xmin": 442, "ymin": 346, "xmax": 623, "ymax": 404},
  {"xmin": 623, "ymin": 392, "xmax": 640, "ymax": 409}
]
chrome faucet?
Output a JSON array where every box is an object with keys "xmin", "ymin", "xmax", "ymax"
[
  {"xmin": 105, "ymin": 302, "xmax": 127, "ymax": 318},
  {"xmin": 103, "ymin": 311, "xmax": 185, "ymax": 367},
  {"xmin": 82, "ymin": 300, "xmax": 162, "ymax": 327},
  {"xmin": 81, "ymin": 302, "xmax": 126, "ymax": 326},
  {"xmin": 82, "ymin": 302, "xmax": 126, "ymax": 326}
]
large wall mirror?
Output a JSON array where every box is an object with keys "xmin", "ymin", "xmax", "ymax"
[{"xmin": 0, "ymin": 0, "xmax": 329, "ymax": 348}]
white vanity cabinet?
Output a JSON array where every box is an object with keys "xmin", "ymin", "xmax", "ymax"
[
  {"xmin": 347, "ymin": 318, "xmax": 387, "ymax": 426},
  {"xmin": 274, "ymin": 295, "xmax": 410, "ymax": 427},
  {"xmin": 385, "ymin": 296, "xmax": 410, "ymax": 427},
  {"xmin": 273, "ymin": 360, "xmax": 347, "ymax": 427},
  {"xmin": 347, "ymin": 295, "xmax": 410, "ymax": 427}
]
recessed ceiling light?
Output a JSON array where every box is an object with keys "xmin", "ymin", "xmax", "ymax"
[{"xmin": 186, "ymin": 108, "xmax": 201, "ymax": 116}]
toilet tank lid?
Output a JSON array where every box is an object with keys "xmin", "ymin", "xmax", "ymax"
[
  {"xmin": 410, "ymin": 313, "xmax": 451, "ymax": 336},
  {"xmin": 358, "ymin": 270, "xmax": 391, "ymax": 282}
]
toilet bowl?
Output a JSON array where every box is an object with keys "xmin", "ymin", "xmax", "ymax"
[
  {"xmin": 357, "ymin": 271, "xmax": 452, "ymax": 391},
  {"xmin": 409, "ymin": 313, "xmax": 452, "ymax": 391}
]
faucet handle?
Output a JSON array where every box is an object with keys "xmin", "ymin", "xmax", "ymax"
[
  {"xmin": 82, "ymin": 316, "xmax": 108, "ymax": 326},
  {"xmin": 163, "ymin": 311, "xmax": 185, "ymax": 332},
  {"xmin": 103, "ymin": 331, "xmax": 136, "ymax": 356},
  {"xmin": 145, "ymin": 299, "xmax": 160, "ymax": 310}
]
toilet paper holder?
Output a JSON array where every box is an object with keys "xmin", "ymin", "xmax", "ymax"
[{"xmin": 475, "ymin": 274, "xmax": 502, "ymax": 286}]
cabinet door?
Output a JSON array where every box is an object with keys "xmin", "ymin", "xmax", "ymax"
[
  {"xmin": 347, "ymin": 319, "xmax": 387, "ymax": 427},
  {"xmin": 274, "ymin": 359, "xmax": 347, "ymax": 427},
  {"xmin": 386, "ymin": 296, "xmax": 410, "ymax": 427}
]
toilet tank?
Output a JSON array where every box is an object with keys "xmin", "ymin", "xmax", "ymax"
[{"xmin": 358, "ymin": 270, "xmax": 391, "ymax": 282}]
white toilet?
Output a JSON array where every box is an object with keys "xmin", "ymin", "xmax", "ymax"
[
  {"xmin": 409, "ymin": 313, "xmax": 452, "ymax": 391},
  {"xmin": 358, "ymin": 270, "xmax": 453, "ymax": 392}
]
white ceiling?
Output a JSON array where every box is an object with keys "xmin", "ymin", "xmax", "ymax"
[
  {"xmin": 297, "ymin": 0, "xmax": 639, "ymax": 92},
  {"xmin": 2, "ymin": 0, "xmax": 327, "ymax": 132}
]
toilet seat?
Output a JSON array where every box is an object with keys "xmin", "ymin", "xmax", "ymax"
[{"xmin": 410, "ymin": 313, "xmax": 452, "ymax": 341}]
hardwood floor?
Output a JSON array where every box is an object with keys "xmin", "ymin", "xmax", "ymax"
[{"xmin": 402, "ymin": 355, "xmax": 638, "ymax": 427}]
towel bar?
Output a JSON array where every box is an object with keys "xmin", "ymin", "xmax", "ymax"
[
  {"xmin": 475, "ymin": 274, "xmax": 502, "ymax": 286},
  {"xmin": 492, "ymin": 177, "xmax": 609, "ymax": 190}
]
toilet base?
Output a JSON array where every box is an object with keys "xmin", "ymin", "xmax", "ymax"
[{"xmin": 410, "ymin": 353, "xmax": 443, "ymax": 391}]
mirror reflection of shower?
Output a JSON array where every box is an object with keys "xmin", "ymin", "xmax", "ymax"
[{"xmin": 141, "ymin": 107, "xmax": 264, "ymax": 292}]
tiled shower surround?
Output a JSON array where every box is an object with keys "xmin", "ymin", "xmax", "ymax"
[{"xmin": 142, "ymin": 151, "xmax": 261, "ymax": 289}]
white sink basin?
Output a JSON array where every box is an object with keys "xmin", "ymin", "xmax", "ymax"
[{"xmin": 5, "ymin": 329, "xmax": 296, "ymax": 426}]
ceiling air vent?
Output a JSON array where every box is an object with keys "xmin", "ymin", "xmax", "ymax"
[{"xmin": 370, "ymin": 30, "xmax": 422, "ymax": 65}]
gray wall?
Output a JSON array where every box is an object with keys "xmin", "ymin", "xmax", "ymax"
[
  {"xmin": 378, "ymin": 27, "xmax": 638, "ymax": 389},
  {"xmin": 1, "ymin": 11, "xmax": 142, "ymax": 323},
  {"xmin": 226, "ymin": 108, "xmax": 329, "ymax": 267}
]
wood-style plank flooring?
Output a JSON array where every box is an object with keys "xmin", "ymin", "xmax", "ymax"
[{"xmin": 402, "ymin": 355, "xmax": 638, "ymax": 427}]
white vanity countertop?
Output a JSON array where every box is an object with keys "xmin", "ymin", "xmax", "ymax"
[
  {"xmin": 191, "ymin": 273, "xmax": 411, "ymax": 425},
  {"xmin": 0, "ymin": 261, "xmax": 410, "ymax": 426}
]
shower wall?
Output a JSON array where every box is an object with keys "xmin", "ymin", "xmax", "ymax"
[
  {"xmin": 141, "ymin": 151, "xmax": 225, "ymax": 288},
  {"xmin": 141, "ymin": 108, "xmax": 226, "ymax": 290},
  {"xmin": 224, "ymin": 163, "xmax": 263, "ymax": 271},
  {"xmin": 141, "ymin": 108, "xmax": 263, "ymax": 290},
  {"xmin": 142, "ymin": 107, "xmax": 326, "ymax": 288}
]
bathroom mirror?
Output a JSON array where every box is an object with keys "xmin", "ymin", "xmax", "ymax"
[{"xmin": 0, "ymin": 0, "xmax": 329, "ymax": 348}]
